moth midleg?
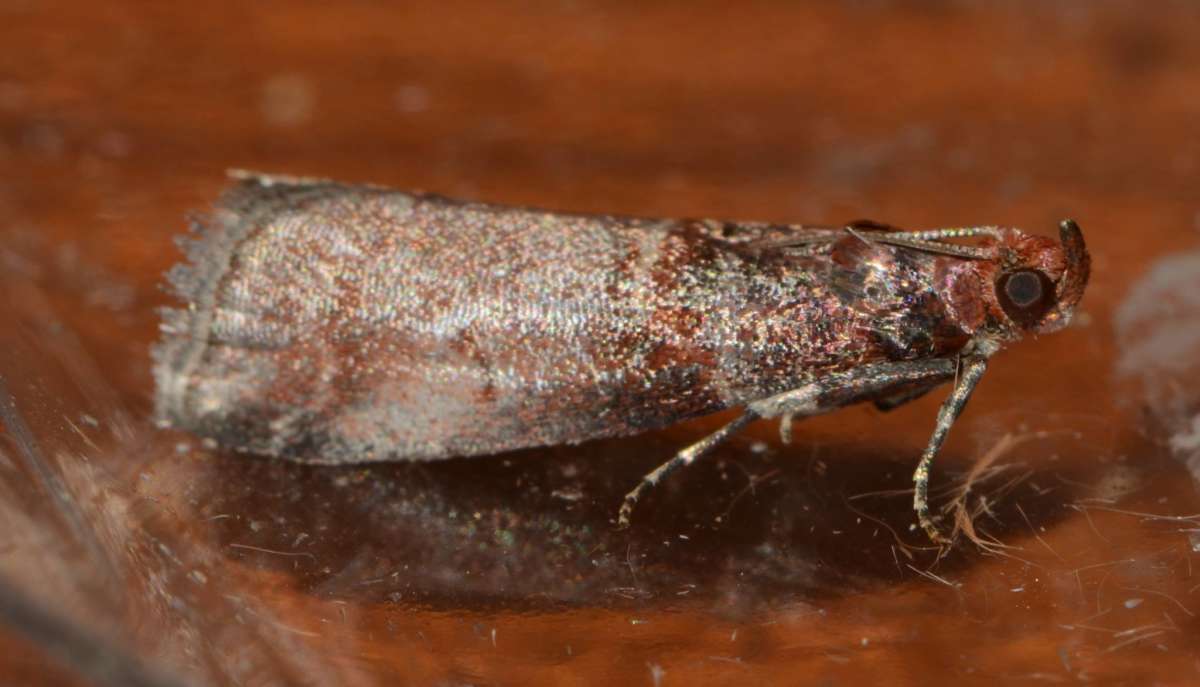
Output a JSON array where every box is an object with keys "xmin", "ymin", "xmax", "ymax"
[
  {"xmin": 778, "ymin": 412, "xmax": 798, "ymax": 444},
  {"xmin": 617, "ymin": 358, "xmax": 957, "ymax": 529}
]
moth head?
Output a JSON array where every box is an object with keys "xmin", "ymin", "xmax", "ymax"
[{"xmin": 990, "ymin": 220, "xmax": 1090, "ymax": 335}]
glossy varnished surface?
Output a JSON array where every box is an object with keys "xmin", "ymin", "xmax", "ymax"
[{"xmin": 2, "ymin": 2, "xmax": 1200, "ymax": 685}]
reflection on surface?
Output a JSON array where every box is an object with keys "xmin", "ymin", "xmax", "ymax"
[{"xmin": 184, "ymin": 428, "xmax": 1108, "ymax": 607}]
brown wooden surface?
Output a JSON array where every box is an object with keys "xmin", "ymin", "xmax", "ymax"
[{"xmin": 3, "ymin": 1, "xmax": 1200, "ymax": 685}]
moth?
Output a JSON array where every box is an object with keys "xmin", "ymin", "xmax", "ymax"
[{"xmin": 155, "ymin": 172, "xmax": 1090, "ymax": 543}]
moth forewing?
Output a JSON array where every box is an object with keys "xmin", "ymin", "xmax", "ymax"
[{"xmin": 155, "ymin": 173, "xmax": 1089, "ymax": 545}]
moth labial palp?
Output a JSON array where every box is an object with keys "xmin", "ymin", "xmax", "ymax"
[{"xmin": 153, "ymin": 172, "xmax": 1090, "ymax": 545}]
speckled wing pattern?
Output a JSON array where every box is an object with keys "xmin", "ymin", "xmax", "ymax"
[{"xmin": 155, "ymin": 175, "xmax": 977, "ymax": 464}]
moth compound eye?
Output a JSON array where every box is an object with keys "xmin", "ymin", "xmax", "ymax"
[
  {"xmin": 1004, "ymin": 270, "xmax": 1043, "ymax": 307},
  {"xmin": 996, "ymin": 269, "xmax": 1055, "ymax": 326}
]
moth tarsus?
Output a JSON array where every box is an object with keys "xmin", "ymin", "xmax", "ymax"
[{"xmin": 155, "ymin": 173, "xmax": 1090, "ymax": 545}]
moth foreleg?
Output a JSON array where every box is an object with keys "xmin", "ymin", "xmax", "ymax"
[{"xmin": 912, "ymin": 352, "xmax": 992, "ymax": 546}]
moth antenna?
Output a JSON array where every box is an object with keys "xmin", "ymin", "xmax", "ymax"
[{"xmin": 858, "ymin": 232, "xmax": 996, "ymax": 260}]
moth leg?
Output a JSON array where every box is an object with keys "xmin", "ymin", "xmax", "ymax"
[
  {"xmin": 617, "ymin": 358, "xmax": 957, "ymax": 529},
  {"xmin": 873, "ymin": 381, "xmax": 940, "ymax": 412},
  {"xmin": 779, "ymin": 412, "xmax": 797, "ymax": 444},
  {"xmin": 748, "ymin": 359, "xmax": 956, "ymax": 420},
  {"xmin": 773, "ymin": 373, "xmax": 936, "ymax": 441},
  {"xmin": 912, "ymin": 352, "xmax": 992, "ymax": 545},
  {"xmin": 617, "ymin": 410, "xmax": 760, "ymax": 528}
]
